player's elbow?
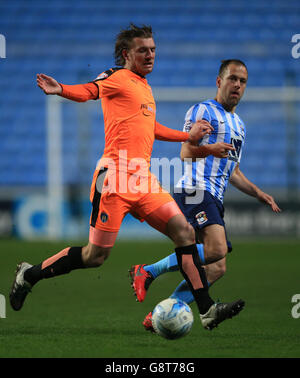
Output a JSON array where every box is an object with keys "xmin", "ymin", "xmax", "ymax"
[{"xmin": 180, "ymin": 144, "xmax": 208, "ymax": 161}]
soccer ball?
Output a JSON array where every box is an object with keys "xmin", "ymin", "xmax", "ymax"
[{"xmin": 152, "ymin": 298, "xmax": 194, "ymax": 340}]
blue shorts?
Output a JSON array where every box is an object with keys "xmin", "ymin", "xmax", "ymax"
[{"xmin": 173, "ymin": 190, "xmax": 232, "ymax": 252}]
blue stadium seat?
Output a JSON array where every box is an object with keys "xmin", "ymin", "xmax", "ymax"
[{"xmin": 0, "ymin": 0, "xmax": 299, "ymax": 188}]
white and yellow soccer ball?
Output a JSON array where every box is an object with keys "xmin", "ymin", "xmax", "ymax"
[{"xmin": 152, "ymin": 298, "xmax": 194, "ymax": 340}]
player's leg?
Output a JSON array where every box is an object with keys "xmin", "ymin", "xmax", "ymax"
[
  {"xmin": 142, "ymin": 243, "xmax": 205, "ymax": 278},
  {"xmin": 134, "ymin": 190, "xmax": 215, "ymax": 316},
  {"xmin": 141, "ymin": 208, "xmax": 219, "ymax": 331},
  {"xmin": 143, "ymin": 258, "xmax": 226, "ymax": 333},
  {"xmin": 200, "ymin": 224, "xmax": 228, "ymax": 264},
  {"xmin": 9, "ymin": 232, "xmax": 117, "ymax": 311},
  {"xmin": 130, "ymin": 190, "xmax": 229, "ymax": 301},
  {"xmin": 164, "ymin": 213, "xmax": 215, "ymax": 315},
  {"xmin": 137, "ymin": 190, "xmax": 244, "ymax": 330},
  {"xmin": 23, "ymin": 243, "xmax": 103, "ymax": 285},
  {"xmin": 23, "ymin": 228, "xmax": 117, "ymax": 285},
  {"xmin": 143, "ymin": 258, "xmax": 243, "ymax": 332},
  {"xmin": 162, "ymin": 228, "xmax": 242, "ymax": 330},
  {"xmin": 145, "ymin": 223, "xmax": 243, "ymax": 330},
  {"xmin": 136, "ymin": 251, "xmax": 225, "ymax": 306},
  {"xmin": 129, "ymin": 186, "xmax": 208, "ymax": 302},
  {"xmin": 204, "ymin": 257, "xmax": 226, "ymax": 286},
  {"xmin": 10, "ymin": 168, "xmax": 125, "ymax": 311},
  {"xmin": 138, "ymin": 226, "xmax": 226, "ymax": 283},
  {"xmin": 130, "ymin": 247, "xmax": 205, "ymax": 303},
  {"xmin": 169, "ymin": 257, "xmax": 226, "ymax": 305}
]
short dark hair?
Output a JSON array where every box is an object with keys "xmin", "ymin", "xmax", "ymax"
[
  {"xmin": 114, "ymin": 23, "xmax": 153, "ymax": 67},
  {"xmin": 218, "ymin": 59, "xmax": 248, "ymax": 78}
]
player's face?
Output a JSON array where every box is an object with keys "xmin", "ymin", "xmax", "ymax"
[
  {"xmin": 216, "ymin": 64, "xmax": 248, "ymax": 112},
  {"xmin": 123, "ymin": 37, "xmax": 156, "ymax": 76}
]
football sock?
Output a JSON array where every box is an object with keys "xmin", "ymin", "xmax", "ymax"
[
  {"xmin": 170, "ymin": 279, "xmax": 211, "ymax": 305},
  {"xmin": 24, "ymin": 246, "xmax": 84, "ymax": 287},
  {"xmin": 175, "ymin": 244, "xmax": 214, "ymax": 314},
  {"xmin": 144, "ymin": 243, "xmax": 205, "ymax": 279},
  {"xmin": 196, "ymin": 243, "xmax": 206, "ymax": 264},
  {"xmin": 170, "ymin": 280, "xmax": 194, "ymax": 304},
  {"xmin": 144, "ymin": 253, "xmax": 178, "ymax": 278}
]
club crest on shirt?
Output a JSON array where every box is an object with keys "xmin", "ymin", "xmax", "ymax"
[
  {"xmin": 100, "ymin": 212, "xmax": 108, "ymax": 223},
  {"xmin": 195, "ymin": 211, "xmax": 208, "ymax": 225}
]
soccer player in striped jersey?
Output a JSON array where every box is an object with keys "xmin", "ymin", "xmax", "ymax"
[{"xmin": 130, "ymin": 59, "xmax": 281, "ymax": 330}]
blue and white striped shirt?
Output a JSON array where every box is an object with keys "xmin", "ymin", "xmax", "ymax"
[{"xmin": 175, "ymin": 99, "xmax": 246, "ymax": 203}]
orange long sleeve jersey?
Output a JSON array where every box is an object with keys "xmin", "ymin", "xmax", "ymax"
[{"xmin": 59, "ymin": 68, "xmax": 190, "ymax": 172}]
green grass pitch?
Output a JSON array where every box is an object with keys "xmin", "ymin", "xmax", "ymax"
[{"xmin": 0, "ymin": 238, "xmax": 299, "ymax": 358}]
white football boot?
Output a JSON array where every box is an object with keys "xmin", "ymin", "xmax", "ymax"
[
  {"xmin": 200, "ymin": 299, "xmax": 245, "ymax": 330},
  {"xmin": 9, "ymin": 262, "xmax": 33, "ymax": 311}
]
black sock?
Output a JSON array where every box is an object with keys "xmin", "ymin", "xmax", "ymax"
[
  {"xmin": 175, "ymin": 244, "xmax": 214, "ymax": 314},
  {"xmin": 191, "ymin": 288, "xmax": 215, "ymax": 314},
  {"xmin": 24, "ymin": 246, "xmax": 84, "ymax": 287}
]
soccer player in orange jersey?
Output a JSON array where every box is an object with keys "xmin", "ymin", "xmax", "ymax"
[{"xmin": 10, "ymin": 24, "xmax": 241, "ymax": 326}]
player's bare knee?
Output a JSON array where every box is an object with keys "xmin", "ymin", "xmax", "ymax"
[
  {"xmin": 93, "ymin": 254, "xmax": 108, "ymax": 267},
  {"xmin": 82, "ymin": 244, "xmax": 111, "ymax": 267},
  {"xmin": 174, "ymin": 221, "xmax": 195, "ymax": 246},
  {"xmin": 205, "ymin": 243, "xmax": 227, "ymax": 264},
  {"xmin": 92, "ymin": 249, "xmax": 110, "ymax": 267},
  {"xmin": 216, "ymin": 262, "xmax": 226, "ymax": 278}
]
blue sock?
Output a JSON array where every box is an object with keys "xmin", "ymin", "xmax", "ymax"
[
  {"xmin": 144, "ymin": 244, "xmax": 206, "ymax": 279},
  {"xmin": 170, "ymin": 279, "xmax": 211, "ymax": 305},
  {"xmin": 144, "ymin": 253, "xmax": 178, "ymax": 278},
  {"xmin": 196, "ymin": 243, "xmax": 206, "ymax": 265}
]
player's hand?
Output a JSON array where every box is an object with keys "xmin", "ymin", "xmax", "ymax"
[
  {"xmin": 208, "ymin": 142, "xmax": 236, "ymax": 158},
  {"xmin": 187, "ymin": 120, "xmax": 214, "ymax": 144},
  {"xmin": 257, "ymin": 190, "xmax": 282, "ymax": 213},
  {"xmin": 36, "ymin": 73, "xmax": 62, "ymax": 95}
]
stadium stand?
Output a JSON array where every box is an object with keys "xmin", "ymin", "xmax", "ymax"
[{"xmin": 0, "ymin": 0, "xmax": 299, "ymax": 188}]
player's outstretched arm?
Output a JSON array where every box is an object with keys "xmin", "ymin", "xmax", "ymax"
[
  {"xmin": 154, "ymin": 120, "xmax": 213, "ymax": 143},
  {"xmin": 37, "ymin": 74, "xmax": 62, "ymax": 95},
  {"xmin": 229, "ymin": 165, "xmax": 281, "ymax": 213},
  {"xmin": 36, "ymin": 73, "xmax": 98, "ymax": 102},
  {"xmin": 180, "ymin": 141, "xmax": 235, "ymax": 161}
]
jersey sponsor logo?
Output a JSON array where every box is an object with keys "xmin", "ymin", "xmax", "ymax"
[
  {"xmin": 195, "ymin": 211, "xmax": 208, "ymax": 225},
  {"xmin": 228, "ymin": 137, "xmax": 242, "ymax": 162}
]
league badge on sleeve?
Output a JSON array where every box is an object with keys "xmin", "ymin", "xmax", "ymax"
[{"xmin": 95, "ymin": 72, "xmax": 108, "ymax": 80}]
